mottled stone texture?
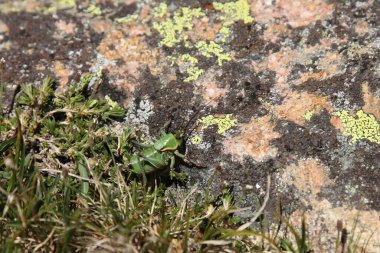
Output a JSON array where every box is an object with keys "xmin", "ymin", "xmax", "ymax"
[{"xmin": 1, "ymin": 0, "xmax": 380, "ymax": 251}]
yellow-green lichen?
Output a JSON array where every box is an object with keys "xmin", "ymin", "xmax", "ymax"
[
  {"xmin": 198, "ymin": 114, "xmax": 237, "ymax": 135},
  {"xmin": 304, "ymin": 110, "xmax": 315, "ymax": 121},
  {"xmin": 213, "ymin": 0, "xmax": 253, "ymax": 43},
  {"xmin": 213, "ymin": 0, "xmax": 253, "ymax": 24},
  {"xmin": 346, "ymin": 42, "xmax": 375, "ymax": 60},
  {"xmin": 195, "ymin": 41, "xmax": 231, "ymax": 66},
  {"xmin": 180, "ymin": 54, "xmax": 205, "ymax": 82},
  {"xmin": 333, "ymin": 110, "xmax": 380, "ymax": 144},
  {"xmin": 218, "ymin": 26, "xmax": 231, "ymax": 43},
  {"xmin": 153, "ymin": 7, "xmax": 205, "ymax": 47},
  {"xmin": 115, "ymin": 14, "xmax": 138, "ymax": 24},
  {"xmin": 47, "ymin": 0, "xmax": 76, "ymax": 13},
  {"xmin": 86, "ymin": 4, "xmax": 102, "ymax": 16},
  {"xmin": 191, "ymin": 135, "xmax": 202, "ymax": 144},
  {"xmin": 153, "ymin": 3, "xmax": 168, "ymax": 18}
]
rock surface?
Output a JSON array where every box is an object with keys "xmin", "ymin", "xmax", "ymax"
[{"xmin": 1, "ymin": 0, "xmax": 380, "ymax": 251}]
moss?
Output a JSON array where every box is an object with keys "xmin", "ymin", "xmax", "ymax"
[
  {"xmin": 180, "ymin": 54, "xmax": 205, "ymax": 82},
  {"xmin": 333, "ymin": 110, "xmax": 380, "ymax": 144},
  {"xmin": 153, "ymin": 3, "xmax": 168, "ymax": 18},
  {"xmin": 195, "ymin": 41, "xmax": 231, "ymax": 66},
  {"xmin": 115, "ymin": 14, "xmax": 138, "ymax": 24},
  {"xmin": 153, "ymin": 7, "xmax": 205, "ymax": 47},
  {"xmin": 304, "ymin": 110, "xmax": 315, "ymax": 121},
  {"xmin": 198, "ymin": 114, "xmax": 237, "ymax": 135},
  {"xmin": 86, "ymin": 4, "xmax": 102, "ymax": 16}
]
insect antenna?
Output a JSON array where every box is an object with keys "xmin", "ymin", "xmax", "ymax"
[{"xmin": 181, "ymin": 100, "xmax": 213, "ymax": 142}]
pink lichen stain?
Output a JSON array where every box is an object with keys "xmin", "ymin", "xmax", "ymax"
[
  {"xmin": 55, "ymin": 20, "xmax": 76, "ymax": 34},
  {"xmin": 89, "ymin": 19, "xmax": 112, "ymax": 34},
  {"xmin": 54, "ymin": 61, "xmax": 70, "ymax": 86},
  {"xmin": 0, "ymin": 19, "xmax": 9, "ymax": 34},
  {"xmin": 186, "ymin": 17, "xmax": 221, "ymax": 42},
  {"xmin": 251, "ymin": 0, "xmax": 334, "ymax": 27},
  {"xmin": 282, "ymin": 159, "xmax": 331, "ymax": 202},
  {"xmin": 354, "ymin": 19, "xmax": 371, "ymax": 35},
  {"xmin": 281, "ymin": 157, "xmax": 380, "ymax": 252},
  {"xmin": 224, "ymin": 115, "xmax": 281, "ymax": 162},
  {"xmin": 273, "ymin": 91, "xmax": 332, "ymax": 126},
  {"xmin": 263, "ymin": 22, "xmax": 289, "ymax": 43},
  {"xmin": 98, "ymin": 27, "xmax": 160, "ymax": 88},
  {"xmin": 362, "ymin": 82, "xmax": 380, "ymax": 119},
  {"xmin": 330, "ymin": 115, "xmax": 343, "ymax": 131},
  {"xmin": 202, "ymin": 81, "xmax": 227, "ymax": 107},
  {"xmin": 295, "ymin": 52, "xmax": 345, "ymax": 85}
]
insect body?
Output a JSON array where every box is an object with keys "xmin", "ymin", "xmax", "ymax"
[{"xmin": 130, "ymin": 133, "xmax": 184, "ymax": 175}]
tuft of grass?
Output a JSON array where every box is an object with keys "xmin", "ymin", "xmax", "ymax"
[
  {"xmin": 0, "ymin": 75, "xmax": 261, "ymax": 252},
  {"xmin": 1, "ymin": 73, "xmax": 360, "ymax": 252}
]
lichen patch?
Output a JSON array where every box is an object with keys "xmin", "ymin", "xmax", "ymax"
[
  {"xmin": 281, "ymin": 158, "xmax": 331, "ymax": 203},
  {"xmin": 224, "ymin": 115, "xmax": 281, "ymax": 162},
  {"xmin": 362, "ymin": 82, "xmax": 380, "ymax": 120},
  {"xmin": 272, "ymin": 91, "xmax": 332, "ymax": 126}
]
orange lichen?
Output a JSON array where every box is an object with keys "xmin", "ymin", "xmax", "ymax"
[
  {"xmin": 362, "ymin": 82, "xmax": 380, "ymax": 119},
  {"xmin": 282, "ymin": 159, "xmax": 331, "ymax": 201},
  {"xmin": 97, "ymin": 26, "xmax": 164, "ymax": 97},
  {"xmin": 0, "ymin": 19, "xmax": 9, "ymax": 34},
  {"xmin": 54, "ymin": 61, "xmax": 70, "ymax": 86},
  {"xmin": 250, "ymin": 0, "xmax": 334, "ymax": 27},
  {"xmin": 272, "ymin": 91, "xmax": 332, "ymax": 125},
  {"xmin": 186, "ymin": 17, "xmax": 222, "ymax": 42},
  {"xmin": 223, "ymin": 115, "xmax": 281, "ymax": 162},
  {"xmin": 202, "ymin": 82, "xmax": 227, "ymax": 106}
]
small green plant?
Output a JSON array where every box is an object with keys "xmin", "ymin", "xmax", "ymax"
[{"xmin": 278, "ymin": 216, "xmax": 313, "ymax": 253}]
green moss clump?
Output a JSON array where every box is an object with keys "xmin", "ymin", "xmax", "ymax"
[{"xmin": 333, "ymin": 110, "xmax": 380, "ymax": 144}]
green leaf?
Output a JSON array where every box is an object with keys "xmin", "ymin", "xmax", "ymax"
[{"xmin": 77, "ymin": 159, "xmax": 89, "ymax": 196}]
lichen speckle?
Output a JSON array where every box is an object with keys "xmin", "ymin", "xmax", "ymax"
[
  {"xmin": 333, "ymin": 110, "xmax": 380, "ymax": 144},
  {"xmin": 191, "ymin": 135, "xmax": 202, "ymax": 144},
  {"xmin": 304, "ymin": 110, "xmax": 315, "ymax": 121},
  {"xmin": 198, "ymin": 114, "xmax": 237, "ymax": 135},
  {"xmin": 115, "ymin": 14, "xmax": 138, "ymax": 24}
]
